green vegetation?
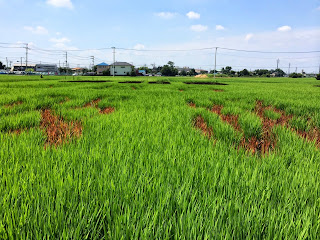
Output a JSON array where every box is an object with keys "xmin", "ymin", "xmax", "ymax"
[
  {"xmin": 0, "ymin": 75, "xmax": 320, "ymax": 239},
  {"xmin": 264, "ymin": 109, "xmax": 281, "ymax": 120}
]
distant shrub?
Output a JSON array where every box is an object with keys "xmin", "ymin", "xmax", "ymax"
[
  {"xmin": 102, "ymin": 69, "xmax": 110, "ymax": 76},
  {"xmin": 289, "ymin": 73, "xmax": 303, "ymax": 78},
  {"xmin": 316, "ymin": 74, "xmax": 320, "ymax": 80}
]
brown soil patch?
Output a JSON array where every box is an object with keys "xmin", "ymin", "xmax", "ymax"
[
  {"xmin": 131, "ymin": 87, "xmax": 136, "ymax": 90},
  {"xmin": 188, "ymin": 102, "xmax": 196, "ymax": 108},
  {"xmin": 62, "ymin": 80, "xmax": 111, "ymax": 83},
  {"xmin": 211, "ymin": 104, "xmax": 274, "ymax": 155},
  {"xmin": 59, "ymin": 97, "xmax": 70, "ymax": 105},
  {"xmin": 4, "ymin": 101, "xmax": 23, "ymax": 108},
  {"xmin": 213, "ymin": 89, "xmax": 224, "ymax": 92},
  {"xmin": 148, "ymin": 81, "xmax": 170, "ymax": 84},
  {"xmin": 119, "ymin": 81, "xmax": 143, "ymax": 84},
  {"xmin": 83, "ymin": 98, "xmax": 115, "ymax": 115},
  {"xmin": 256, "ymin": 101, "xmax": 320, "ymax": 148},
  {"xmin": 195, "ymin": 74, "xmax": 208, "ymax": 79},
  {"xmin": 194, "ymin": 116, "xmax": 213, "ymax": 139},
  {"xmin": 179, "ymin": 89, "xmax": 184, "ymax": 92},
  {"xmin": 7, "ymin": 128, "xmax": 29, "ymax": 135},
  {"xmin": 40, "ymin": 109, "xmax": 82, "ymax": 147},
  {"xmin": 221, "ymin": 114, "xmax": 241, "ymax": 132},
  {"xmin": 84, "ymin": 98, "xmax": 101, "ymax": 108},
  {"xmin": 99, "ymin": 107, "xmax": 115, "ymax": 115},
  {"xmin": 184, "ymin": 81, "xmax": 228, "ymax": 85}
]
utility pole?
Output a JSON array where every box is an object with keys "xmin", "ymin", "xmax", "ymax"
[
  {"xmin": 25, "ymin": 43, "xmax": 28, "ymax": 70},
  {"xmin": 90, "ymin": 56, "xmax": 94, "ymax": 70},
  {"xmin": 295, "ymin": 67, "xmax": 297, "ymax": 73},
  {"xmin": 65, "ymin": 52, "xmax": 68, "ymax": 73},
  {"xmin": 112, "ymin": 47, "xmax": 115, "ymax": 77},
  {"xmin": 214, "ymin": 47, "xmax": 218, "ymax": 79},
  {"xmin": 288, "ymin": 63, "xmax": 291, "ymax": 75},
  {"xmin": 6, "ymin": 57, "xmax": 8, "ymax": 70},
  {"xmin": 276, "ymin": 58, "xmax": 280, "ymax": 69},
  {"xmin": 20, "ymin": 57, "xmax": 22, "ymax": 71}
]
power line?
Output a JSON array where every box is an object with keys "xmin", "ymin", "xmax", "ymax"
[{"xmin": 2, "ymin": 42, "xmax": 319, "ymax": 54}]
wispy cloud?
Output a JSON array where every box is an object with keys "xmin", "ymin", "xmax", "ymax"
[
  {"xmin": 155, "ymin": 12, "xmax": 177, "ymax": 19},
  {"xmin": 24, "ymin": 26, "xmax": 49, "ymax": 35},
  {"xmin": 50, "ymin": 37, "xmax": 71, "ymax": 43},
  {"xmin": 186, "ymin": 11, "xmax": 200, "ymax": 19},
  {"xmin": 277, "ymin": 25, "xmax": 292, "ymax": 32},
  {"xmin": 245, "ymin": 33, "xmax": 254, "ymax": 41},
  {"xmin": 190, "ymin": 24, "xmax": 208, "ymax": 32},
  {"xmin": 46, "ymin": 0, "xmax": 73, "ymax": 9},
  {"xmin": 216, "ymin": 25, "xmax": 225, "ymax": 31},
  {"xmin": 134, "ymin": 44, "xmax": 145, "ymax": 50},
  {"xmin": 316, "ymin": 6, "xmax": 320, "ymax": 11}
]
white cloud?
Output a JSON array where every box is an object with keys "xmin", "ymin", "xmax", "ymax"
[
  {"xmin": 49, "ymin": 37, "xmax": 71, "ymax": 43},
  {"xmin": 56, "ymin": 32, "xmax": 62, "ymax": 35},
  {"xmin": 277, "ymin": 26, "xmax": 292, "ymax": 32},
  {"xmin": 24, "ymin": 26, "xmax": 48, "ymax": 35},
  {"xmin": 316, "ymin": 6, "xmax": 320, "ymax": 11},
  {"xmin": 134, "ymin": 44, "xmax": 145, "ymax": 50},
  {"xmin": 190, "ymin": 24, "xmax": 208, "ymax": 32},
  {"xmin": 155, "ymin": 12, "xmax": 177, "ymax": 19},
  {"xmin": 46, "ymin": 0, "xmax": 73, "ymax": 9},
  {"xmin": 216, "ymin": 25, "xmax": 225, "ymax": 31},
  {"xmin": 186, "ymin": 11, "xmax": 200, "ymax": 19},
  {"xmin": 245, "ymin": 33, "xmax": 254, "ymax": 41}
]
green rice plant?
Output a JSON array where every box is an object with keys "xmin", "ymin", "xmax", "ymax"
[
  {"xmin": 0, "ymin": 110, "xmax": 40, "ymax": 131},
  {"xmin": 289, "ymin": 116, "xmax": 311, "ymax": 132},
  {"xmin": 264, "ymin": 109, "xmax": 281, "ymax": 120},
  {"xmin": 239, "ymin": 112, "xmax": 262, "ymax": 139}
]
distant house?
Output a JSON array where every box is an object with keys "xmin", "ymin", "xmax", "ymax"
[
  {"xmin": 109, "ymin": 62, "xmax": 133, "ymax": 76},
  {"xmin": 11, "ymin": 63, "xmax": 36, "ymax": 72},
  {"xmin": 96, "ymin": 62, "xmax": 109, "ymax": 75},
  {"xmin": 177, "ymin": 67, "xmax": 191, "ymax": 74},
  {"xmin": 36, "ymin": 64, "xmax": 57, "ymax": 72},
  {"xmin": 195, "ymin": 69, "xmax": 208, "ymax": 74}
]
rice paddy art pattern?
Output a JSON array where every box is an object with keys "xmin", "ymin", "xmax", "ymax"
[{"xmin": 1, "ymin": 75, "xmax": 320, "ymax": 239}]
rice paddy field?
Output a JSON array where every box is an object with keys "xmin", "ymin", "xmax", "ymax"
[{"xmin": 1, "ymin": 75, "xmax": 320, "ymax": 239}]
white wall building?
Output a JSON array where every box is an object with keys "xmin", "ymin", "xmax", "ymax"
[
  {"xmin": 35, "ymin": 64, "xmax": 57, "ymax": 72},
  {"xmin": 110, "ymin": 62, "xmax": 133, "ymax": 76}
]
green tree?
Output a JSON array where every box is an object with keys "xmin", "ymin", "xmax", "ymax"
[
  {"xmin": 130, "ymin": 66, "xmax": 137, "ymax": 77},
  {"xmin": 274, "ymin": 68, "xmax": 286, "ymax": 77},
  {"xmin": 139, "ymin": 66, "xmax": 150, "ymax": 74},
  {"xmin": 161, "ymin": 61, "xmax": 178, "ymax": 76},
  {"xmin": 238, "ymin": 69, "xmax": 250, "ymax": 76},
  {"xmin": 0, "ymin": 61, "xmax": 5, "ymax": 69},
  {"xmin": 102, "ymin": 69, "xmax": 110, "ymax": 76},
  {"xmin": 316, "ymin": 74, "xmax": 320, "ymax": 80},
  {"xmin": 179, "ymin": 70, "xmax": 187, "ymax": 76},
  {"xmin": 189, "ymin": 68, "xmax": 196, "ymax": 76},
  {"xmin": 289, "ymin": 73, "xmax": 303, "ymax": 78}
]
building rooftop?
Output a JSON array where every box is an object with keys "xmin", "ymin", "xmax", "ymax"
[
  {"xmin": 109, "ymin": 62, "xmax": 133, "ymax": 66},
  {"xmin": 97, "ymin": 62, "xmax": 109, "ymax": 66}
]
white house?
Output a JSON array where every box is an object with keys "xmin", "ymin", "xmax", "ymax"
[{"xmin": 109, "ymin": 62, "xmax": 133, "ymax": 76}]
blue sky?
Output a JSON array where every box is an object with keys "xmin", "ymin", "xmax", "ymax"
[{"xmin": 1, "ymin": 0, "xmax": 320, "ymax": 72}]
